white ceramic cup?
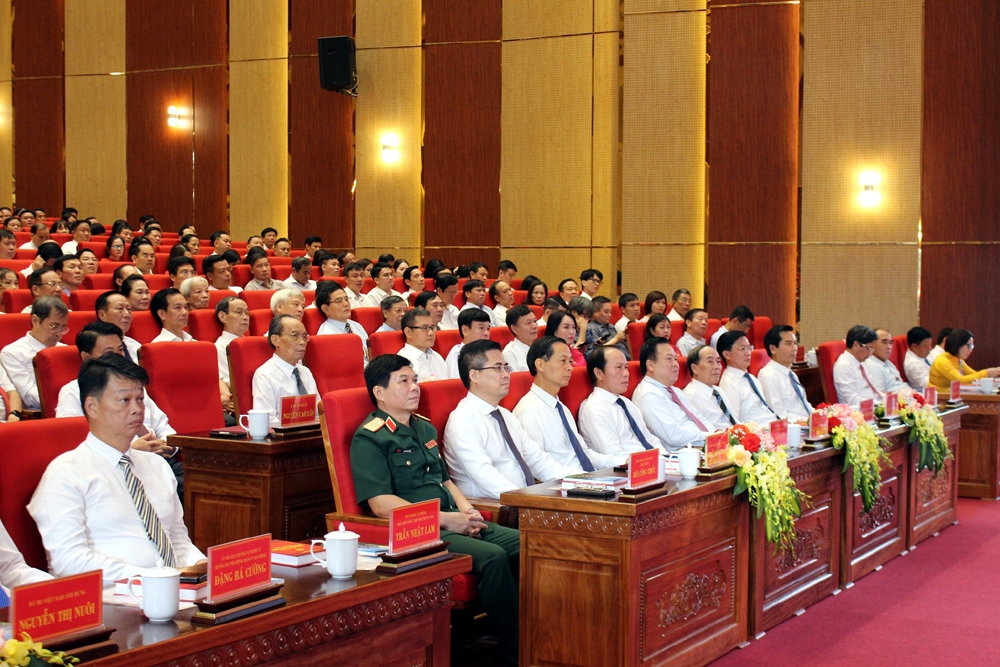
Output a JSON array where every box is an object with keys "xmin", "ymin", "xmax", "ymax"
[
  {"xmin": 677, "ymin": 447, "xmax": 701, "ymax": 480},
  {"xmin": 981, "ymin": 378, "xmax": 995, "ymax": 394},
  {"xmin": 239, "ymin": 409, "xmax": 271, "ymax": 438},
  {"xmin": 786, "ymin": 422, "xmax": 802, "ymax": 449},
  {"xmin": 311, "ymin": 523, "xmax": 360, "ymax": 580},
  {"xmin": 127, "ymin": 564, "xmax": 181, "ymax": 623}
]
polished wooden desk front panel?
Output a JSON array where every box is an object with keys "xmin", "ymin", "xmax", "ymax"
[
  {"xmin": 502, "ymin": 476, "xmax": 749, "ymax": 667},
  {"xmin": 170, "ymin": 430, "xmax": 336, "ymax": 551},
  {"xmin": 954, "ymin": 394, "xmax": 1000, "ymax": 499},
  {"xmin": 907, "ymin": 407, "xmax": 965, "ymax": 547}
]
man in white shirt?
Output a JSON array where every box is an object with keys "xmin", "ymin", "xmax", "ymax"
[
  {"xmin": 20, "ymin": 268, "xmax": 63, "ymax": 313},
  {"xmin": 315, "ymin": 282, "xmax": 369, "ymax": 364},
  {"xmin": 0, "ymin": 228, "xmax": 15, "ymax": 259},
  {"xmin": 578, "ymin": 346, "xmax": 665, "ymax": 462},
  {"xmin": 0, "ymin": 517, "xmax": 52, "ymax": 591},
  {"xmin": 632, "ymin": 337, "xmax": 712, "ymax": 449},
  {"xmin": 95, "ymin": 291, "xmax": 142, "ymax": 361},
  {"xmin": 283, "ymin": 256, "xmax": 316, "ymax": 292},
  {"xmin": 363, "ymin": 263, "xmax": 402, "ymax": 308},
  {"xmin": 0, "ymin": 361, "xmax": 24, "ymax": 422},
  {"xmin": 343, "ymin": 263, "xmax": 369, "ymax": 307},
  {"xmin": 710, "ymin": 306, "xmax": 754, "ymax": 349},
  {"xmin": 208, "ymin": 230, "xmax": 231, "ymax": 257},
  {"xmin": 667, "ymin": 288, "xmax": 692, "ymax": 323},
  {"xmin": 1, "ymin": 296, "xmax": 68, "ymax": 410},
  {"xmin": 270, "ymin": 288, "xmax": 306, "ymax": 321},
  {"xmin": 376, "ymin": 295, "xmax": 407, "ymax": 333},
  {"xmin": 833, "ymin": 325, "xmax": 882, "ymax": 406},
  {"xmin": 19, "ymin": 222, "xmax": 49, "ymax": 250},
  {"xmin": 676, "ymin": 308, "xmax": 709, "ymax": 357},
  {"xmin": 758, "ymin": 324, "xmax": 813, "ymax": 422},
  {"xmin": 19, "ymin": 242, "xmax": 63, "ymax": 279},
  {"xmin": 926, "ymin": 328, "xmax": 951, "ymax": 365},
  {"xmin": 459, "ymin": 279, "xmax": 497, "ymax": 327},
  {"xmin": 447, "ymin": 308, "xmax": 492, "ymax": 378},
  {"xmin": 396, "ymin": 309, "xmax": 448, "ymax": 381},
  {"xmin": 497, "ymin": 260, "xmax": 517, "ymax": 283},
  {"xmin": 903, "ymin": 326, "xmax": 934, "ymax": 390},
  {"xmin": 150, "ymin": 288, "xmax": 194, "ymax": 343},
  {"xmin": 251, "ymin": 315, "xmax": 319, "ymax": 426},
  {"xmin": 55, "ymin": 254, "xmax": 83, "ymax": 295},
  {"xmin": 615, "ymin": 293, "xmax": 641, "ymax": 333},
  {"xmin": 203, "ymin": 255, "xmax": 242, "ymax": 294},
  {"xmin": 443, "ymin": 340, "xmax": 569, "ymax": 500},
  {"xmin": 468, "ymin": 262, "xmax": 490, "ymax": 282},
  {"xmin": 513, "ymin": 336, "xmax": 616, "ymax": 472},
  {"xmin": 717, "ymin": 330, "xmax": 780, "ymax": 424},
  {"xmin": 214, "ymin": 296, "xmax": 250, "ymax": 413},
  {"xmin": 167, "ymin": 256, "xmax": 197, "ymax": 290},
  {"xmin": 578, "ymin": 269, "xmax": 602, "ymax": 301},
  {"xmin": 414, "ymin": 291, "xmax": 446, "ymax": 330},
  {"xmin": 489, "ymin": 280, "xmax": 514, "ymax": 324},
  {"xmin": 863, "ymin": 328, "xmax": 907, "ymax": 395},
  {"xmin": 436, "ymin": 274, "xmax": 461, "ymax": 330},
  {"xmin": 683, "ymin": 344, "xmax": 739, "ymax": 431},
  {"xmin": 130, "ymin": 238, "xmax": 157, "ymax": 275},
  {"xmin": 60, "ymin": 219, "xmax": 91, "ymax": 254},
  {"xmin": 28, "ymin": 354, "xmax": 205, "ymax": 581},
  {"xmin": 502, "ymin": 305, "xmax": 537, "ymax": 373}
]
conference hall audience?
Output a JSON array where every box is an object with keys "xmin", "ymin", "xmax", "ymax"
[
  {"xmin": 20, "ymin": 222, "xmax": 49, "ymax": 250},
  {"xmin": 1, "ymin": 296, "xmax": 69, "ymax": 410},
  {"xmin": 545, "ymin": 310, "xmax": 586, "ymax": 367},
  {"xmin": 683, "ymin": 344, "xmax": 739, "ymax": 430},
  {"xmin": 168, "ymin": 256, "xmax": 197, "ymax": 289},
  {"xmin": 284, "ymin": 256, "xmax": 317, "ymax": 291},
  {"xmin": 0, "ymin": 358, "xmax": 23, "ymax": 422},
  {"xmin": 585, "ymin": 296, "xmax": 630, "ymax": 359},
  {"xmin": 95, "ymin": 291, "xmax": 141, "ymax": 360},
  {"xmin": 315, "ymin": 282, "xmax": 369, "ymax": 364},
  {"xmin": 497, "ymin": 260, "xmax": 517, "ymax": 283},
  {"xmin": 131, "ymin": 238, "xmax": 156, "ymax": 275},
  {"xmin": 270, "ymin": 288, "xmax": 306, "ymax": 320},
  {"xmin": 401, "ymin": 265, "xmax": 425, "ymax": 301},
  {"xmin": 342, "ymin": 262, "xmax": 369, "ymax": 307},
  {"xmin": 615, "ymin": 293, "xmax": 641, "ymax": 332},
  {"xmin": 641, "ymin": 290, "xmax": 667, "ymax": 323},
  {"xmin": 179, "ymin": 276, "xmax": 211, "ymax": 310},
  {"xmin": 22, "ymin": 268, "xmax": 63, "ymax": 311},
  {"xmin": 60, "ymin": 219, "xmax": 91, "ymax": 254},
  {"xmin": 0, "ymin": 229, "xmax": 16, "ymax": 259},
  {"xmin": 397, "ymin": 308, "xmax": 448, "ymax": 382},
  {"xmin": 203, "ymin": 254, "xmax": 241, "ymax": 293},
  {"xmin": 121, "ymin": 274, "xmax": 151, "ymax": 311},
  {"xmin": 632, "ymin": 337, "xmax": 711, "ymax": 449},
  {"xmin": 717, "ymin": 330, "xmax": 780, "ymax": 424},
  {"xmin": 436, "ymin": 274, "xmax": 461, "ymax": 330},
  {"xmin": 644, "ymin": 313, "xmax": 671, "ymax": 341},
  {"xmin": 363, "ymin": 263, "xmax": 401, "ymax": 308},
  {"xmin": 20, "ymin": 241, "xmax": 63, "ymax": 278},
  {"xmin": 113, "ymin": 264, "xmax": 139, "ymax": 288},
  {"xmin": 252, "ymin": 314, "xmax": 318, "ymax": 426},
  {"xmin": 578, "ymin": 269, "xmax": 603, "ymax": 301},
  {"xmin": 459, "ymin": 279, "xmax": 497, "ymax": 327},
  {"xmin": 757, "ymin": 325, "xmax": 813, "ymax": 422},
  {"xmin": 927, "ymin": 327, "xmax": 952, "ymax": 365},
  {"xmin": 54, "ymin": 254, "xmax": 83, "ymax": 295},
  {"xmin": 554, "ymin": 278, "xmax": 579, "ymax": 309},
  {"xmin": 414, "ymin": 290, "xmax": 445, "ymax": 329},
  {"xmin": 244, "ymin": 252, "xmax": 284, "ymax": 291},
  {"xmin": 273, "ymin": 238, "xmax": 292, "ymax": 257},
  {"xmin": 208, "ymin": 230, "xmax": 232, "ymax": 257},
  {"xmin": 490, "ymin": 280, "xmax": 514, "ymax": 324},
  {"xmin": 214, "ymin": 296, "xmax": 250, "ymax": 414},
  {"xmin": 710, "ymin": 306, "xmax": 754, "ymax": 349}
]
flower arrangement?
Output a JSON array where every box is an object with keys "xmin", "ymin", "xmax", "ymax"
[
  {"xmin": 896, "ymin": 388, "xmax": 951, "ymax": 473},
  {"xmin": 0, "ymin": 634, "xmax": 78, "ymax": 666},
  {"xmin": 821, "ymin": 403, "xmax": 890, "ymax": 512},
  {"xmin": 727, "ymin": 423, "xmax": 808, "ymax": 553}
]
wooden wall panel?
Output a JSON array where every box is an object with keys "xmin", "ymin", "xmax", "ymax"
[
  {"xmin": 0, "ymin": 0, "xmax": 12, "ymax": 206},
  {"xmin": 125, "ymin": 0, "xmax": 193, "ymax": 71},
  {"xmin": 11, "ymin": 0, "xmax": 63, "ymax": 77},
  {"xmin": 193, "ymin": 66, "xmax": 228, "ymax": 231},
  {"xmin": 424, "ymin": 0, "xmax": 501, "ymax": 42},
  {"xmin": 707, "ymin": 245, "xmax": 796, "ymax": 327},
  {"xmin": 13, "ymin": 78, "xmax": 64, "ymax": 212},
  {"xmin": 192, "ymin": 0, "xmax": 227, "ymax": 67}
]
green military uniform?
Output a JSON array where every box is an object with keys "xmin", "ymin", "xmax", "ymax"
[{"xmin": 351, "ymin": 409, "xmax": 520, "ymax": 663}]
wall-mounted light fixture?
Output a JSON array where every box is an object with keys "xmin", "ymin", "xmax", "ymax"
[
  {"xmin": 167, "ymin": 106, "xmax": 189, "ymax": 130},
  {"xmin": 858, "ymin": 171, "xmax": 882, "ymax": 207},
  {"xmin": 381, "ymin": 133, "xmax": 400, "ymax": 164}
]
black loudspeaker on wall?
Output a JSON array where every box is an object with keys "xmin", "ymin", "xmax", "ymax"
[{"xmin": 318, "ymin": 36, "xmax": 358, "ymax": 95}]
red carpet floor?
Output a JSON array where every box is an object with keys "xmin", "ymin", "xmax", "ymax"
[{"xmin": 709, "ymin": 498, "xmax": 1000, "ymax": 667}]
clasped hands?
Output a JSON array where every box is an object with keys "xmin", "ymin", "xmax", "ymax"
[{"xmin": 441, "ymin": 508, "xmax": 488, "ymax": 537}]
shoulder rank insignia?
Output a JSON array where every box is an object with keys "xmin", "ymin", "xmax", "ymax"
[
  {"xmin": 385, "ymin": 416, "xmax": 398, "ymax": 433},
  {"xmin": 425, "ymin": 439, "xmax": 438, "ymax": 450},
  {"xmin": 412, "ymin": 413, "xmax": 431, "ymax": 422},
  {"xmin": 363, "ymin": 417, "xmax": 385, "ymax": 432}
]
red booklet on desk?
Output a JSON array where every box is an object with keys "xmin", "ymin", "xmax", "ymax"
[
  {"xmin": 271, "ymin": 540, "xmax": 323, "ymax": 567},
  {"xmin": 115, "ymin": 577, "xmax": 208, "ymax": 601}
]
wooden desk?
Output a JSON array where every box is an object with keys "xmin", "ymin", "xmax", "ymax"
[
  {"xmin": 793, "ymin": 365, "xmax": 825, "ymax": 407},
  {"xmin": 954, "ymin": 394, "xmax": 1000, "ymax": 499},
  {"xmin": 501, "ymin": 475, "xmax": 748, "ymax": 667},
  {"xmin": 88, "ymin": 555, "xmax": 471, "ymax": 667},
  {"xmin": 171, "ymin": 430, "xmax": 336, "ymax": 551},
  {"xmin": 907, "ymin": 407, "xmax": 965, "ymax": 547}
]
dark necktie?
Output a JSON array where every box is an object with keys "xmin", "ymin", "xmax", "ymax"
[
  {"xmin": 712, "ymin": 388, "xmax": 737, "ymax": 426},
  {"xmin": 744, "ymin": 372, "xmax": 779, "ymax": 418},
  {"xmin": 119, "ymin": 455, "xmax": 176, "ymax": 567},
  {"xmin": 292, "ymin": 367, "xmax": 308, "ymax": 395},
  {"xmin": 789, "ymin": 370, "xmax": 811, "ymax": 414},
  {"xmin": 122, "ymin": 345, "xmax": 133, "ymax": 362},
  {"xmin": 667, "ymin": 386, "xmax": 709, "ymax": 431},
  {"xmin": 616, "ymin": 397, "xmax": 654, "ymax": 450},
  {"xmin": 555, "ymin": 402, "xmax": 594, "ymax": 471},
  {"xmin": 924, "ymin": 358, "xmax": 931, "ymax": 367},
  {"xmin": 490, "ymin": 409, "xmax": 534, "ymax": 486}
]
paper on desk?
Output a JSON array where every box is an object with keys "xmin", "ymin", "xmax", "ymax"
[
  {"xmin": 357, "ymin": 555, "xmax": 382, "ymax": 572},
  {"xmin": 103, "ymin": 588, "xmax": 197, "ymax": 610}
]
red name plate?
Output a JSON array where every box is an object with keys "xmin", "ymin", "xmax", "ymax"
[
  {"xmin": 950, "ymin": 380, "xmax": 961, "ymax": 402},
  {"xmin": 809, "ymin": 411, "xmax": 829, "ymax": 439},
  {"xmin": 924, "ymin": 386, "xmax": 938, "ymax": 405},
  {"xmin": 769, "ymin": 420, "xmax": 788, "ymax": 446},
  {"xmin": 280, "ymin": 394, "xmax": 317, "ymax": 427},
  {"xmin": 389, "ymin": 499, "xmax": 441, "ymax": 555},
  {"xmin": 885, "ymin": 392, "xmax": 899, "ymax": 417},
  {"xmin": 207, "ymin": 534, "xmax": 272, "ymax": 601},
  {"xmin": 705, "ymin": 431, "xmax": 729, "ymax": 468},
  {"xmin": 859, "ymin": 398, "xmax": 874, "ymax": 422},
  {"xmin": 11, "ymin": 571, "xmax": 103, "ymax": 642},
  {"xmin": 628, "ymin": 449, "xmax": 661, "ymax": 487}
]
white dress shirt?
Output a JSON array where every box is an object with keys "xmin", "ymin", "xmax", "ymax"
[
  {"xmin": 757, "ymin": 359, "xmax": 813, "ymax": 422},
  {"xmin": 28, "ymin": 433, "xmax": 205, "ymax": 581},
  {"xmin": 316, "ymin": 318, "xmax": 369, "ymax": 365},
  {"xmin": 151, "ymin": 329, "xmax": 194, "ymax": 343},
  {"xmin": 578, "ymin": 293, "xmax": 593, "ymax": 301},
  {"xmin": 445, "ymin": 342, "xmax": 465, "ymax": 379},
  {"xmin": 676, "ymin": 332, "xmax": 706, "ymax": 357},
  {"xmin": 683, "ymin": 379, "xmax": 739, "ymax": 431},
  {"xmin": 577, "ymin": 387, "xmax": 665, "ymax": 461},
  {"xmin": 443, "ymin": 393, "xmax": 569, "ymax": 500},
  {"xmin": 55, "ymin": 382, "xmax": 176, "ymax": 439},
  {"xmin": 460, "ymin": 302, "xmax": 497, "ymax": 327},
  {"xmin": 833, "ymin": 351, "xmax": 882, "ymax": 406},
  {"xmin": 208, "ymin": 284, "xmax": 242, "ymax": 294},
  {"xmin": 493, "ymin": 304, "xmax": 509, "ymax": 324},
  {"xmin": 0, "ymin": 518, "xmax": 52, "ymax": 592},
  {"xmin": 440, "ymin": 304, "xmax": 461, "ymax": 330},
  {"xmin": 1, "ymin": 333, "xmax": 66, "ymax": 410},
  {"xmin": 0, "ymin": 363, "xmax": 16, "ymax": 422},
  {"xmin": 215, "ymin": 331, "xmax": 240, "ymax": 383},
  {"xmin": 667, "ymin": 310, "xmax": 683, "ymax": 323},
  {"xmin": 927, "ymin": 346, "xmax": 944, "ymax": 364},
  {"xmin": 123, "ymin": 336, "xmax": 141, "ymax": 362},
  {"xmin": 614, "ymin": 317, "xmax": 632, "ymax": 333},
  {"xmin": 18, "ymin": 241, "xmax": 39, "ymax": 250},
  {"xmin": 503, "ymin": 338, "xmax": 531, "ymax": 373},
  {"xmin": 398, "ymin": 344, "xmax": 448, "ymax": 382},
  {"xmin": 513, "ymin": 385, "xmax": 616, "ymax": 472},
  {"xmin": 709, "ymin": 326, "xmax": 734, "ymax": 349},
  {"xmin": 60, "ymin": 240, "xmax": 79, "ymax": 254},
  {"xmin": 345, "ymin": 287, "xmax": 367, "ymax": 308},
  {"xmin": 251, "ymin": 354, "xmax": 319, "ymax": 426},
  {"xmin": 283, "ymin": 277, "xmax": 316, "ymax": 292},
  {"xmin": 375, "ymin": 323, "xmax": 395, "ymax": 334},
  {"xmin": 904, "ymin": 349, "xmax": 932, "ymax": 390},
  {"xmin": 632, "ymin": 376, "xmax": 710, "ymax": 449},
  {"xmin": 363, "ymin": 286, "xmax": 401, "ymax": 309},
  {"xmin": 863, "ymin": 356, "xmax": 907, "ymax": 394},
  {"xmin": 719, "ymin": 366, "xmax": 780, "ymax": 424}
]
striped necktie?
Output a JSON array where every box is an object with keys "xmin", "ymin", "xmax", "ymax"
[
  {"xmin": 745, "ymin": 372, "xmax": 779, "ymax": 418},
  {"xmin": 789, "ymin": 370, "xmax": 811, "ymax": 414},
  {"xmin": 118, "ymin": 455, "xmax": 176, "ymax": 567},
  {"xmin": 712, "ymin": 388, "xmax": 737, "ymax": 426}
]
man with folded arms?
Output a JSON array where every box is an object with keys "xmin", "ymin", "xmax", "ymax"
[
  {"xmin": 717, "ymin": 330, "xmax": 780, "ymax": 424},
  {"xmin": 215, "ymin": 296, "xmax": 250, "ymax": 414},
  {"xmin": 29, "ymin": 354, "xmax": 205, "ymax": 581},
  {"xmin": 1, "ymin": 296, "xmax": 68, "ymax": 410},
  {"xmin": 252, "ymin": 315, "xmax": 318, "ymax": 426},
  {"xmin": 833, "ymin": 325, "xmax": 882, "ymax": 406},
  {"xmin": 632, "ymin": 337, "xmax": 712, "ymax": 449},
  {"xmin": 513, "ymin": 336, "xmax": 616, "ymax": 472},
  {"xmin": 676, "ymin": 308, "xmax": 709, "ymax": 357},
  {"xmin": 446, "ymin": 308, "xmax": 492, "ymax": 378},
  {"xmin": 150, "ymin": 288, "xmax": 194, "ymax": 342},
  {"xmin": 863, "ymin": 328, "xmax": 907, "ymax": 395},
  {"xmin": 903, "ymin": 326, "xmax": 934, "ymax": 390},
  {"xmin": 758, "ymin": 325, "xmax": 813, "ymax": 422},
  {"xmin": 578, "ymin": 347, "xmax": 665, "ymax": 463},
  {"xmin": 502, "ymin": 305, "xmax": 538, "ymax": 373},
  {"xmin": 444, "ymin": 340, "xmax": 569, "ymax": 500},
  {"xmin": 397, "ymin": 308, "xmax": 448, "ymax": 382},
  {"xmin": 683, "ymin": 344, "xmax": 740, "ymax": 430}
]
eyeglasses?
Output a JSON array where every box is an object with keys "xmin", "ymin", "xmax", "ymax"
[
  {"xmin": 42, "ymin": 281, "xmax": 63, "ymax": 289},
  {"xmin": 473, "ymin": 363, "xmax": 513, "ymax": 374},
  {"xmin": 733, "ymin": 345, "xmax": 754, "ymax": 353},
  {"xmin": 966, "ymin": 343, "xmax": 975, "ymax": 350},
  {"xmin": 406, "ymin": 325, "xmax": 436, "ymax": 333},
  {"xmin": 863, "ymin": 345, "xmax": 875, "ymax": 352},
  {"xmin": 328, "ymin": 296, "xmax": 349, "ymax": 306},
  {"xmin": 45, "ymin": 322, "xmax": 70, "ymax": 332},
  {"xmin": 280, "ymin": 332, "xmax": 310, "ymax": 342}
]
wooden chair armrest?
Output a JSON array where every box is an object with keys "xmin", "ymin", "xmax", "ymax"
[
  {"xmin": 325, "ymin": 512, "xmax": 389, "ymax": 531},
  {"xmin": 465, "ymin": 497, "xmax": 518, "ymax": 529}
]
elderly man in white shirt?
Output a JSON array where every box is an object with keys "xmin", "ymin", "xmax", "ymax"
[
  {"xmin": 676, "ymin": 308, "xmax": 709, "ymax": 357},
  {"xmin": 28, "ymin": 354, "xmax": 205, "ymax": 582},
  {"xmin": 502, "ymin": 305, "xmax": 537, "ymax": 373},
  {"xmin": 443, "ymin": 340, "xmax": 569, "ymax": 500},
  {"xmin": 251, "ymin": 315, "xmax": 319, "ymax": 426},
  {"xmin": 717, "ymin": 330, "xmax": 780, "ymax": 424},
  {"xmin": 578, "ymin": 346, "xmax": 665, "ymax": 463},
  {"xmin": 95, "ymin": 291, "xmax": 142, "ymax": 361},
  {"xmin": 363, "ymin": 263, "xmax": 402, "ymax": 309},
  {"xmin": 0, "ymin": 296, "xmax": 68, "ymax": 410},
  {"xmin": 489, "ymin": 281, "xmax": 515, "ymax": 325},
  {"xmin": 397, "ymin": 309, "xmax": 448, "ymax": 382},
  {"xmin": 903, "ymin": 326, "xmax": 935, "ymax": 390},
  {"xmin": 632, "ymin": 337, "xmax": 712, "ymax": 450},
  {"xmin": 683, "ymin": 344, "xmax": 740, "ymax": 431},
  {"xmin": 315, "ymin": 282, "xmax": 369, "ymax": 364},
  {"xmin": 512, "ymin": 337, "xmax": 616, "ymax": 472},
  {"xmin": 214, "ymin": 296, "xmax": 250, "ymax": 413},
  {"xmin": 150, "ymin": 288, "xmax": 194, "ymax": 343},
  {"xmin": 863, "ymin": 328, "xmax": 907, "ymax": 395},
  {"xmin": 666, "ymin": 289, "xmax": 692, "ymax": 323},
  {"xmin": 447, "ymin": 308, "xmax": 492, "ymax": 379},
  {"xmin": 757, "ymin": 324, "xmax": 813, "ymax": 422},
  {"xmin": 833, "ymin": 325, "xmax": 882, "ymax": 406}
]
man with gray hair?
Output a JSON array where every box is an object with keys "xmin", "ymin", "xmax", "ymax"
[
  {"xmin": 283, "ymin": 256, "xmax": 316, "ymax": 291},
  {"xmin": 251, "ymin": 315, "xmax": 318, "ymax": 426},
  {"xmin": 269, "ymin": 288, "xmax": 306, "ymax": 321},
  {"xmin": 1, "ymin": 296, "xmax": 70, "ymax": 410},
  {"xmin": 376, "ymin": 295, "xmax": 407, "ymax": 333}
]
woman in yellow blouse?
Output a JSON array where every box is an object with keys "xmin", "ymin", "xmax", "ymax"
[{"xmin": 929, "ymin": 329, "xmax": 1000, "ymax": 391}]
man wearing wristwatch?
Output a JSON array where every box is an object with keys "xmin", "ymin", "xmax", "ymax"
[{"xmin": 0, "ymin": 362, "xmax": 24, "ymax": 422}]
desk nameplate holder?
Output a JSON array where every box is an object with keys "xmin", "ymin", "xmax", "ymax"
[{"xmin": 192, "ymin": 581, "xmax": 286, "ymax": 625}]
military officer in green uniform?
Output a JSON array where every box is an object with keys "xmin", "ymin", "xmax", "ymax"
[{"xmin": 351, "ymin": 353, "xmax": 520, "ymax": 665}]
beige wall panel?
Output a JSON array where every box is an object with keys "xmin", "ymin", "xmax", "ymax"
[
  {"xmin": 501, "ymin": 248, "xmax": 592, "ymax": 296},
  {"xmin": 356, "ymin": 0, "xmax": 421, "ymax": 49},
  {"xmin": 0, "ymin": 0, "xmax": 12, "ymax": 79},
  {"xmin": 501, "ymin": 35, "xmax": 593, "ymax": 248},
  {"xmin": 590, "ymin": 246, "xmax": 617, "ymax": 299},
  {"xmin": 230, "ymin": 59, "xmax": 288, "ymax": 241},
  {"xmin": 625, "ymin": 0, "xmax": 705, "ymax": 14},
  {"xmin": 0, "ymin": 80, "xmax": 11, "ymax": 205},
  {"xmin": 503, "ymin": 0, "xmax": 593, "ymax": 40},
  {"xmin": 65, "ymin": 75, "xmax": 126, "ymax": 223},
  {"xmin": 592, "ymin": 31, "xmax": 619, "ymax": 250},
  {"xmin": 595, "ymin": 0, "xmax": 622, "ymax": 33},
  {"xmin": 356, "ymin": 246, "xmax": 420, "ymax": 263},
  {"xmin": 229, "ymin": 0, "xmax": 289, "ymax": 61},
  {"xmin": 65, "ymin": 0, "xmax": 125, "ymax": 75},
  {"xmin": 622, "ymin": 244, "xmax": 705, "ymax": 307},
  {"xmin": 800, "ymin": 244, "xmax": 918, "ymax": 349},
  {"xmin": 354, "ymin": 46, "xmax": 422, "ymax": 253}
]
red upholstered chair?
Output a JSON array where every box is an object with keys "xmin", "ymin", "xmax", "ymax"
[
  {"xmin": 527, "ymin": 305, "xmax": 543, "ymax": 321},
  {"xmin": 611, "ymin": 303, "xmax": 622, "ymax": 323},
  {"xmin": 750, "ymin": 349, "xmax": 770, "ymax": 377},
  {"xmin": 65, "ymin": 311, "xmax": 96, "ymax": 343},
  {"xmin": 892, "ymin": 335, "xmax": 908, "ymax": 375},
  {"xmin": 432, "ymin": 329, "xmax": 462, "ymax": 358},
  {"xmin": 153, "ymin": 254, "xmax": 171, "ymax": 274},
  {"xmin": 0, "ymin": 259, "xmax": 33, "ymax": 275},
  {"xmin": 368, "ymin": 331, "xmax": 405, "ymax": 358},
  {"xmin": 271, "ymin": 265, "xmax": 292, "ymax": 281},
  {"xmin": 499, "ymin": 371, "xmax": 534, "ymax": 412},
  {"xmin": 248, "ymin": 309, "xmax": 273, "ymax": 336},
  {"xmin": 670, "ymin": 320, "xmax": 685, "ymax": 345},
  {"xmin": 747, "ymin": 316, "xmax": 772, "ymax": 349},
  {"xmin": 269, "ymin": 256, "xmax": 293, "ymax": 265},
  {"xmin": 98, "ymin": 260, "xmax": 129, "ymax": 273},
  {"xmin": 513, "ymin": 290, "xmax": 528, "ymax": 305},
  {"xmin": 82, "ymin": 274, "xmax": 115, "ymax": 290},
  {"xmin": 139, "ymin": 342, "xmax": 225, "ymax": 434},
  {"xmin": 69, "ymin": 290, "xmax": 105, "ymax": 312},
  {"xmin": 627, "ymin": 322, "xmax": 645, "ymax": 360},
  {"xmin": 489, "ymin": 326, "xmax": 514, "ymax": 349},
  {"xmin": 227, "ymin": 336, "xmax": 275, "ymax": 416},
  {"xmin": 301, "ymin": 291, "xmax": 316, "ymax": 307},
  {"xmin": 558, "ymin": 366, "xmax": 594, "ymax": 420},
  {"xmin": 231, "ymin": 265, "xmax": 251, "ymax": 287},
  {"xmin": 0, "ymin": 314, "xmax": 31, "ymax": 350},
  {"xmin": 392, "ymin": 278, "xmax": 405, "ymax": 293},
  {"xmin": 0, "ymin": 417, "xmax": 90, "ymax": 569},
  {"xmin": 239, "ymin": 290, "xmax": 276, "ymax": 311},
  {"xmin": 13, "ymin": 249, "xmax": 35, "ymax": 260},
  {"xmin": 2, "ymin": 289, "xmax": 36, "ymax": 314},
  {"xmin": 305, "ymin": 334, "xmax": 366, "ymax": 394},
  {"xmin": 207, "ymin": 289, "xmax": 237, "ymax": 308},
  {"xmin": 624, "ymin": 360, "xmax": 642, "ymax": 399},
  {"xmin": 33, "ymin": 346, "xmax": 81, "ymax": 418},
  {"xmin": 78, "ymin": 241, "xmax": 108, "ymax": 259},
  {"xmin": 509, "ymin": 279, "xmax": 522, "ymax": 290},
  {"xmin": 416, "ymin": 378, "xmax": 468, "ymax": 441},
  {"xmin": 350, "ymin": 307, "xmax": 384, "ymax": 335},
  {"xmin": 674, "ymin": 344, "xmax": 692, "ymax": 390},
  {"xmin": 187, "ymin": 309, "xmax": 224, "ymax": 342},
  {"xmin": 707, "ymin": 319, "xmax": 722, "ymax": 342},
  {"xmin": 128, "ymin": 311, "xmax": 162, "ymax": 344},
  {"xmin": 817, "ymin": 340, "xmax": 847, "ymax": 404},
  {"xmin": 302, "ymin": 309, "xmax": 325, "ymax": 335},
  {"xmin": 144, "ymin": 275, "xmax": 171, "ymax": 290}
]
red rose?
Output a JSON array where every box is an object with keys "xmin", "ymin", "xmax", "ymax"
[
  {"xmin": 913, "ymin": 393, "xmax": 925, "ymax": 406},
  {"xmin": 817, "ymin": 402, "xmax": 829, "ymax": 410},
  {"xmin": 743, "ymin": 433, "xmax": 761, "ymax": 453},
  {"xmin": 828, "ymin": 416, "xmax": 841, "ymax": 430}
]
